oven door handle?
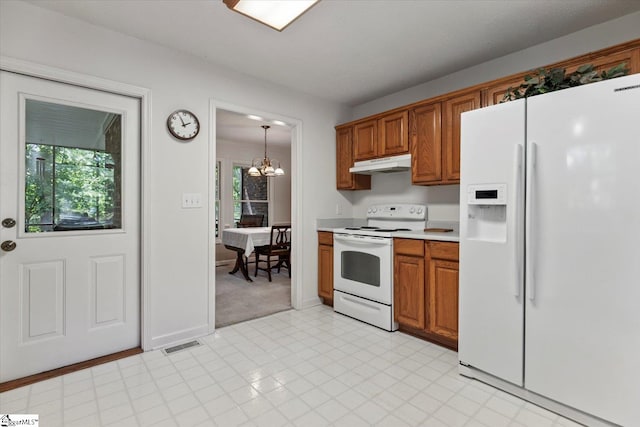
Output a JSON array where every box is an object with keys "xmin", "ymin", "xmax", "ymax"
[{"xmin": 333, "ymin": 234, "xmax": 391, "ymax": 246}]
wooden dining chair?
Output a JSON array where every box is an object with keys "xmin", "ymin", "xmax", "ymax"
[
  {"xmin": 236, "ymin": 214, "xmax": 264, "ymax": 228},
  {"xmin": 254, "ymin": 224, "xmax": 291, "ymax": 282}
]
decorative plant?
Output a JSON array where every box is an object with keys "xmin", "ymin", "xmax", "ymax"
[{"xmin": 502, "ymin": 62, "xmax": 629, "ymax": 102}]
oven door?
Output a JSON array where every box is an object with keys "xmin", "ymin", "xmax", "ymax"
[{"xmin": 333, "ymin": 233, "xmax": 393, "ymax": 304}]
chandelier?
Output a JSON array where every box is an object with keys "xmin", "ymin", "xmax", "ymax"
[{"xmin": 249, "ymin": 125, "xmax": 284, "ymax": 177}]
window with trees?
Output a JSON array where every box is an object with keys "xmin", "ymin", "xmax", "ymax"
[{"xmin": 232, "ymin": 165, "xmax": 268, "ymax": 226}]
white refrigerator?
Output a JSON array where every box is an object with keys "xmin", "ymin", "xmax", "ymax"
[{"xmin": 459, "ymin": 73, "xmax": 640, "ymax": 427}]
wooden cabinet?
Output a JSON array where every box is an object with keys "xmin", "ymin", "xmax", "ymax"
[
  {"xmin": 442, "ymin": 90, "xmax": 481, "ymax": 183},
  {"xmin": 394, "ymin": 238, "xmax": 459, "ymax": 349},
  {"xmin": 410, "ymin": 90, "xmax": 480, "ymax": 186},
  {"xmin": 353, "ymin": 111, "xmax": 410, "ymax": 161},
  {"xmin": 353, "ymin": 119, "xmax": 378, "ymax": 161},
  {"xmin": 378, "ymin": 110, "xmax": 409, "ymax": 156},
  {"xmin": 336, "ymin": 125, "xmax": 371, "ymax": 190},
  {"xmin": 426, "ymin": 242, "xmax": 459, "ymax": 343},
  {"xmin": 394, "ymin": 239, "xmax": 425, "ymax": 329},
  {"xmin": 318, "ymin": 232, "xmax": 334, "ymax": 305},
  {"xmin": 410, "ymin": 103, "xmax": 442, "ymax": 184},
  {"xmin": 484, "ymin": 43, "xmax": 640, "ymax": 107}
]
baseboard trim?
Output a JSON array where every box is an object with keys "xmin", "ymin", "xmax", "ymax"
[{"xmin": 0, "ymin": 347, "xmax": 142, "ymax": 393}]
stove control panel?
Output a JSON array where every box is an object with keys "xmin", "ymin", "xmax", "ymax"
[{"xmin": 366, "ymin": 204, "xmax": 427, "ymax": 220}]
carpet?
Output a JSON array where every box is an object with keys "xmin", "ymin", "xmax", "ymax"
[{"xmin": 215, "ymin": 264, "xmax": 291, "ymax": 328}]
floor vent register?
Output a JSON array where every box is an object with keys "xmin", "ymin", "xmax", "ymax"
[{"xmin": 162, "ymin": 340, "xmax": 201, "ymax": 355}]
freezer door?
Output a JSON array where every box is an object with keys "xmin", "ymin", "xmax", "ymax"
[
  {"xmin": 525, "ymin": 74, "xmax": 640, "ymax": 426},
  {"xmin": 459, "ymin": 99, "xmax": 525, "ymax": 386}
]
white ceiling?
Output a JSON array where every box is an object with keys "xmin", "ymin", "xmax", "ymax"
[
  {"xmin": 216, "ymin": 109, "xmax": 291, "ymax": 146},
  {"xmin": 23, "ymin": 0, "xmax": 640, "ymax": 146}
]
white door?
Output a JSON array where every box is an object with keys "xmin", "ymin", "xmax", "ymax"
[
  {"xmin": 458, "ymin": 99, "xmax": 525, "ymax": 386},
  {"xmin": 0, "ymin": 71, "xmax": 140, "ymax": 382},
  {"xmin": 525, "ymin": 74, "xmax": 640, "ymax": 426}
]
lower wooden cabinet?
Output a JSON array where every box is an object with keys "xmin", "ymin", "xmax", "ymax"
[
  {"xmin": 394, "ymin": 238, "xmax": 459, "ymax": 349},
  {"xmin": 318, "ymin": 232, "xmax": 334, "ymax": 305}
]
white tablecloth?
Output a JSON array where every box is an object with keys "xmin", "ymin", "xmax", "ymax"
[{"xmin": 222, "ymin": 227, "xmax": 272, "ymax": 257}]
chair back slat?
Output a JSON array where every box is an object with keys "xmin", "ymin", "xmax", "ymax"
[{"xmin": 270, "ymin": 224, "xmax": 291, "ymax": 249}]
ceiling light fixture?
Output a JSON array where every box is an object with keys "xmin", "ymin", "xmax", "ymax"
[
  {"xmin": 248, "ymin": 125, "xmax": 284, "ymax": 177},
  {"xmin": 222, "ymin": 0, "xmax": 319, "ymax": 32}
]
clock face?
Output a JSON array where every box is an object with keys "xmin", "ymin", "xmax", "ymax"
[{"xmin": 167, "ymin": 110, "xmax": 200, "ymax": 141}]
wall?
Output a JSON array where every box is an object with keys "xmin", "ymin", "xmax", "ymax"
[
  {"xmin": 0, "ymin": 0, "xmax": 350, "ymax": 349},
  {"xmin": 344, "ymin": 10, "xmax": 640, "ymax": 221}
]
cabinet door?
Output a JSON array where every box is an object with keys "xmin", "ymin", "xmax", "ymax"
[
  {"xmin": 484, "ymin": 76, "xmax": 524, "ymax": 107},
  {"xmin": 353, "ymin": 119, "xmax": 378, "ymax": 161},
  {"xmin": 394, "ymin": 254, "xmax": 425, "ymax": 329},
  {"xmin": 410, "ymin": 103, "xmax": 442, "ymax": 184},
  {"xmin": 318, "ymin": 243, "xmax": 333, "ymax": 302},
  {"xmin": 379, "ymin": 110, "xmax": 409, "ymax": 156},
  {"xmin": 336, "ymin": 126, "xmax": 370, "ymax": 190},
  {"xmin": 443, "ymin": 91, "xmax": 481, "ymax": 182},
  {"xmin": 427, "ymin": 258, "xmax": 459, "ymax": 341}
]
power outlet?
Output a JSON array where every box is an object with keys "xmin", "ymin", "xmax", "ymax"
[
  {"xmin": 182, "ymin": 193, "xmax": 202, "ymax": 208},
  {"xmin": 336, "ymin": 203, "xmax": 342, "ymax": 215}
]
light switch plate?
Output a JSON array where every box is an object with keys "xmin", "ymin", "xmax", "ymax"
[{"xmin": 182, "ymin": 193, "xmax": 202, "ymax": 208}]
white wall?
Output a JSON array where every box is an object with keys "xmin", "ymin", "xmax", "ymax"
[
  {"xmin": 345, "ymin": 11, "xmax": 640, "ymax": 220},
  {"xmin": 0, "ymin": 0, "xmax": 350, "ymax": 349}
]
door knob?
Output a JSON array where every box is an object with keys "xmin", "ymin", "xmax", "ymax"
[
  {"xmin": 2, "ymin": 218, "xmax": 16, "ymax": 228},
  {"xmin": 1, "ymin": 241, "xmax": 16, "ymax": 252}
]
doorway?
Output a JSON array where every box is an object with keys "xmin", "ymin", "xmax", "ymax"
[
  {"xmin": 0, "ymin": 71, "xmax": 141, "ymax": 382},
  {"xmin": 213, "ymin": 107, "xmax": 295, "ymax": 327}
]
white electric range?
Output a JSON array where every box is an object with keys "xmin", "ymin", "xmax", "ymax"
[{"xmin": 332, "ymin": 204, "xmax": 427, "ymax": 331}]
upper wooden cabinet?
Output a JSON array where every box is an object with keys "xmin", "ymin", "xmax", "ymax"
[
  {"xmin": 484, "ymin": 43, "xmax": 640, "ymax": 107},
  {"xmin": 410, "ymin": 103, "xmax": 442, "ymax": 184},
  {"xmin": 336, "ymin": 126, "xmax": 371, "ymax": 190},
  {"xmin": 353, "ymin": 119, "xmax": 378, "ymax": 161},
  {"xmin": 379, "ymin": 110, "xmax": 409, "ymax": 156},
  {"xmin": 442, "ymin": 90, "xmax": 481, "ymax": 183},
  {"xmin": 353, "ymin": 111, "xmax": 410, "ymax": 161},
  {"xmin": 337, "ymin": 39, "xmax": 640, "ymax": 187}
]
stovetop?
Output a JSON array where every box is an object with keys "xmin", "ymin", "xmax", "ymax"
[{"xmin": 334, "ymin": 203, "xmax": 428, "ymax": 238}]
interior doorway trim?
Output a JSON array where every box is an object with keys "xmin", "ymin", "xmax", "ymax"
[
  {"xmin": 209, "ymin": 99, "xmax": 303, "ymax": 332},
  {"xmin": 0, "ymin": 55, "xmax": 153, "ymax": 351}
]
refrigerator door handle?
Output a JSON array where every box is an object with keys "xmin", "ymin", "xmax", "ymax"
[
  {"xmin": 526, "ymin": 142, "xmax": 537, "ymax": 301},
  {"xmin": 513, "ymin": 144, "xmax": 523, "ymax": 297}
]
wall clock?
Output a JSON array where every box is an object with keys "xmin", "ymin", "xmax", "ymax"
[{"xmin": 167, "ymin": 109, "xmax": 200, "ymax": 141}]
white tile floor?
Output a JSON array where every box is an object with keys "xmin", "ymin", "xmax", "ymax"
[{"xmin": 0, "ymin": 305, "xmax": 583, "ymax": 427}]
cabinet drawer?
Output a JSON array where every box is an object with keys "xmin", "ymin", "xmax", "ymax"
[
  {"xmin": 394, "ymin": 238, "xmax": 424, "ymax": 256},
  {"xmin": 427, "ymin": 241, "xmax": 459, "ymax": 261},
  {"xmin": 318, "ymin": 231, "xmax": 333, "ymax": 246}
]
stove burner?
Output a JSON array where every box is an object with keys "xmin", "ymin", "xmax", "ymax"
[{"xmin": 360, "ymin": 226, "xmax": 380, "ymax": 230}]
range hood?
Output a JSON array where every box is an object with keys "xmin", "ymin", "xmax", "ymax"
[{"xmin": 349, "ymin": 153, "xmax": 411, "ymax": 175}]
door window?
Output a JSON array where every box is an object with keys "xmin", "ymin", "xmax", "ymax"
[{"xmin": 24, "ymin": 99, "xmax": 122, "ymax": 232}]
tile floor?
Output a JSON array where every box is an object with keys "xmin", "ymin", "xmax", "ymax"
[{"xmin": 0, "ymin": 305, "xmax": 582, "ymax": 427}]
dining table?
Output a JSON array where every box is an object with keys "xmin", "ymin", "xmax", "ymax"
[{"xmin": 222, "ymin": 227, "xmax": 273, "ymax": 282}]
